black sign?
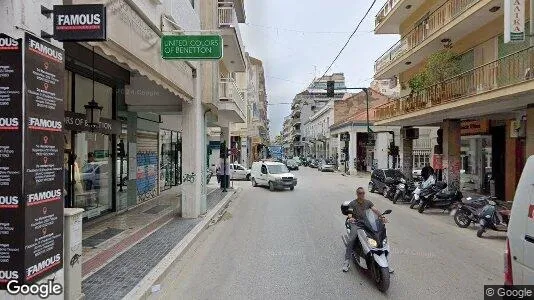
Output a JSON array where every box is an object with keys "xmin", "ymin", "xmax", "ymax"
[
  {"xmin": 0, "ymin": 33, "xmax": 23, "ymax": 289},
  {"xmin": 22, "ymin": 32, "xmax": 64, "ymax": 284},
  {"xmin": 53, "ymin": 4, "xmax": 106, "ymax": 42},
  {"xmin": 64, "ymin": 111, "xmax": 121, "ymax": 135}
]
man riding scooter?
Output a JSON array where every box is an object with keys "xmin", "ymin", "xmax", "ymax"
[
  {"xmin": 410, "ymin": 165, "xmax": 436, "ymax": 208},
  {"xmin": 343, "ymin": 187, "xmax": 393, "ymax": 273}
]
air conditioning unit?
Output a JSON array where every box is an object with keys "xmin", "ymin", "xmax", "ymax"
[{"xmin": 403, "ymin": 128, "xmax": 419, "ymax": 140}]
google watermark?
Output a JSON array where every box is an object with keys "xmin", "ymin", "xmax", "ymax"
[
  {"xmin": 484, "ymin": 285, "xmax": 534, "ymax": 299},
  {"xmin": 6, "ymin": 280, "xmax": 63, "ymax": 299}
]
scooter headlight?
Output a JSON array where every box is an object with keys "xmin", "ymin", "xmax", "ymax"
[{"xmin": 367, "ymin": 237, "xmax": 378, "ymax": 248}]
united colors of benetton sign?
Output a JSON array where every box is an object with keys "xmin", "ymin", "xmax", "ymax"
[
  {"xmin": 161, "ymin": 35, "xmax": 223, "ymax": 60},
  {"xmin": 53, "ymin": 4, "xmax": 107, "ymax": 41}
]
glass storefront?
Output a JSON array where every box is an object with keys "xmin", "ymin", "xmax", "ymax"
[
  {"xmin": 460, "ymin": 136, "xmax": 492, "ymax": 194},
  {"xmin": 159, "ymin": 130, "xmax": 182, "ymax": 192}
]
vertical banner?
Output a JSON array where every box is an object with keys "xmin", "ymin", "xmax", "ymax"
[
  {"xmin": 23, "ymin": 33, "xmax": 64, "ymax": 284},
  {"xmin": 0, "ymin": 33, "xmax": 23, "ymax": 289},
  {"xmin": 504, "ymin": 0, "xmax": 525, "ymax": 43}
]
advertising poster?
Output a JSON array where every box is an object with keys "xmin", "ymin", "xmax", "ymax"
[
  {"xmin": 0, "ymin": 33, "xmax": 23, "ymax": 289},
  {"xmin": 22, "ymin": 33, "xmax": 64, "ymax": 284}
]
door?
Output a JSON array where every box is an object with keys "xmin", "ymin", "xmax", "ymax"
[{"xmin": 260, "ymin": 164, "xmax": 268, "ymax": 185}]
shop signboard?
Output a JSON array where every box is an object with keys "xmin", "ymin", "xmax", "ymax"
[
  {"xmin": 64, "ymin": 111, "xmax": 121, "ymax": 135},
  {"xmin": 53, "ymin": 4, "xmax": 107, "ymax": 41},
  {"xmin": 504, "ymin": 0, "xmax": 525, "ymax": 43},
  {"xmin": 22, "ymin": 32, "xmax": 64, "ymax": 284},
  {"xmin": 161, "ymin": 35, "xmax": 223, "ymax": 60},
  {"xmin": 460, "ymin": 120, "xmax": 489, "ymax": 136},
  {"xmin": 0, "ymin": 33, "xmax": 23, "ymax": 289}
]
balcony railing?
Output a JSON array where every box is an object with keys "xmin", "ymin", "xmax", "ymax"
[
  {"xmin": 218, "ymin": 3, "xmax": 237, "ymax": 27},
  {"xmin": 375, "ymin": 47, "xmax": 534, "ymax": 121},
  {"xmin": 375, "ymin": 0, "xmax": 479, "ymax": 74},
  {"xmin": 219, "ymin": 78, "xmax": 246, "ymax": 119},
  {"xmin": 375, "ymin": 0, "xmax": 402, "ymax": 28}
]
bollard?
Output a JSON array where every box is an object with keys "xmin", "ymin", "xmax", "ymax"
[{"xmin": 63, "ymin": 208, "xmax": 85, "ymax": 300}]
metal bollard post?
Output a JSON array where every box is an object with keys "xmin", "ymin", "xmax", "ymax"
[{"xmin": 64, "ymin": 208, "xmax": 85, "ymax": 300}]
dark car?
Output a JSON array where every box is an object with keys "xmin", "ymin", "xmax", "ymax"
[
  {"xmin": 368, "ymin": 169, "xmax": 406, "ymax": 196},
  {"xmin": 286, "ymin": 159, "xmax": 299, "ymax": 170}
]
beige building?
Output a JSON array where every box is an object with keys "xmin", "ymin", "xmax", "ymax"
[{"xmin": 373, "ymin": 0, "xmax": 533, "ymax": 201}]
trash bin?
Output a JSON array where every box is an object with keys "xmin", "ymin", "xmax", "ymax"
[{"xmin": 220, "ymin": 175, "xmax": 230, "ymax": 189}]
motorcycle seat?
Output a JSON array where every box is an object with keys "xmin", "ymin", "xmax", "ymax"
[{"xmin": 435, "ymin": 191, "xmax": 455, "ymax": 199}]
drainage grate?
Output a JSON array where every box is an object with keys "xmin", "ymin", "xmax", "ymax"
[
  {"xmin": 83, "ymin": 228, "xmax": 124, "ymax": 248},
  {"xmin": 143, "ymin": 205, "xmax": 171, "ymax": 215}
]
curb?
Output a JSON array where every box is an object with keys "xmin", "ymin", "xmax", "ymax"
[{"xmin": 123, "ymin": 188, "xmax": 240, "ymax": 300}]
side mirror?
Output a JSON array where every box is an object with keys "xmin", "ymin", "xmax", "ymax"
[{"xmin": 382, "ymin": 209, "xmax": 392, "ymax": 215}]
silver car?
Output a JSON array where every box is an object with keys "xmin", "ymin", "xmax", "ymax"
[{"xmin": 318, "ymin": 160, "xmax": 335, "ymax": 172}]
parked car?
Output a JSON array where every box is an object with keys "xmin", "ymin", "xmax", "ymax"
[
  {"xmin": 81, "ymin": 161, "xmax": 110, "ymax": 190},
  {"xmin": 505, "ymin": 155, "xmax": 534, "ymax": 285},
  {"xmin": 318, "ymin": 159, "xmax": 335, "ymax": 172},
  {"xmin": 368, "ymin": 169, "xmax": 406, "ymax": 196},
  {"xmin": 309, "ymin": 159, "xmax": 319, "ymax": 168},
  {"xmin": 286, "ymin": 159, "xmax": 299, "ymax": 171},
  {"xmin": 293, "ymin": 157, "xmax": 302, "ymax": 166},
  {"xmin": 229, "ymin": 163, "xmax": 251, "ymax": 180},
  {"xmin": 250, "ymin": 161, "xmax": 297, "ymax": 191}
]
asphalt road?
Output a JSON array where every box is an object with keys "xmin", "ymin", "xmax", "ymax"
[{"xmin": 149, "ymin": 167, "xmax": 505, "ymax": 300}]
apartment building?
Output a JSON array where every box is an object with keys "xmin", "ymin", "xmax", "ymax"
[{"xmin": 373, "ymin": 0, "xmax": 533, "ymax": 200}]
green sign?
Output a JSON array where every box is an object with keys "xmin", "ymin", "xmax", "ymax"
[{"xmin": 161, "ymin": 35, "xmax": 223, "ymax": 60}]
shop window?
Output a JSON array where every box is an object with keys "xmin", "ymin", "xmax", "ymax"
[{"xmin": 74, "ymin": 74, "xmax": 112, "ymax": 119}]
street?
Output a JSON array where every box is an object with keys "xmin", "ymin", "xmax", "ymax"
[{"xmin": 150, "ymin": 167, "xmax": 504, "ymax": 300}]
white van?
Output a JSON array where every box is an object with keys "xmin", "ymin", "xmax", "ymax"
[
  {"xmin": 506, "ymin": 155, "xmax": 534, "ymax": 285},
  {"xmin": 250, "ymin": 161, "xmax": 297, "ymax": 191}
]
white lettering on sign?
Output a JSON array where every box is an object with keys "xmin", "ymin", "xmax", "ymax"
[
  {"xmin": 57, "ymin": 14, "xmax": 101, "ymax": 26},
  {"xmin": 0, "ymin": 118, "xmax": 19, "ymax": 130},
  {"xmin": 27, "ymin": 189, "xmax": 61, "ymax": 206},
  {"xmin": 28, "ymin": 118, "xmax": 62, "ymax": 131},
  {"xmin": 0, "ymin": 196, "xmax": 19, "ymax": 208},
  {"xmin": 28, "ymin": 39, "xmax": 63, "ymax": 62},
  {"xmin": 0, "ymin": 37, "xmax": 19, "ymax": 50},
  {"xmin": 0, "ymin": 270, "xmax": 19, "ymax": 282},
  {"xmin": 26, "ymin": 254, "xmax": 61, "ymax": 280}
]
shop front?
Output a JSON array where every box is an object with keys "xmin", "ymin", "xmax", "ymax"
[
  {"xmin": 459, "ymin": 120, "xmax": 492, "ymax": 195},
  {"xmin": 160, "ymin": 129, "xmax": 182, "ymax": 192},
  {"xmin": 62, "ymin": 55, "xmax": 126, "ymax": 220}
]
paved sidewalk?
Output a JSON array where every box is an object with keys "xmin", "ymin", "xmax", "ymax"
[{"xmin": 81, "ymin": 187, "xmax": 232, "ymax": 300}]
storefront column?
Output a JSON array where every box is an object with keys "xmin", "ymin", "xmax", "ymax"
[
  {"xmin": 443, "ymin": 119, "xmax": 462, "ymax": 191},
  {"xmin": 527, "ymin": 104, "xmax": 534, "ymax": 158},
  {"xmin": 505, "ymin": 120, "xmax": 519, "ymax": 201},
  {"xmin": 127, "ymin": 112, "xmax": 138, "ymax": 208},
  {"xmin": 181, "ymin": 74, "xmax": 206, "ymax": 218},
  {"xmin": 401, "ymin": 127, "xmax": 414, "ymax": 179},
  {"xmin": 349, "ymin": 131, "xmax": 357, "ymax": 174}
]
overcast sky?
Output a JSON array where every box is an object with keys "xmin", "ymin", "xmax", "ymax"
[{"xmin": 239, "ymin": 0, "xmax": 399, "ymax": 139}]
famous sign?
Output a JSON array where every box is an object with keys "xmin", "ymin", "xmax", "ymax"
[
  {"xmin": 161, "ymin": 35, "xmax": 223, "ymax": 60},
  {"xmin": 53, "ymin": 4, "xmax": 107, "ymax": 41}
]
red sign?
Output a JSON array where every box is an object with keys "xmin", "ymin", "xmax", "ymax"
[
  {"xmin": 528, "ymin": 205, "xmax": 534, "ymax": 220},
  {"xmin": 433, "ymin": 154, "xmax": 443, "ymax": 170}
]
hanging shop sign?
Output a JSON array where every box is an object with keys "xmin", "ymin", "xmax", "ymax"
[
  {"xmin": 161, "ymin": 35, "xmax": 223, "ymax": 60},
  {"xmin": 53, "ymin": 4, "xmax": 107, "ymax": 41},
  {"xmin": 460, "ymin": 120, "xmax": 489, "ymax": 136},
  {"xmin": 64, "ymin": 111, "xmax": 121, "ymax": 135},
  {"xmin": 504, "ymin": 0, "xmax": 525, "ymax": 43}
]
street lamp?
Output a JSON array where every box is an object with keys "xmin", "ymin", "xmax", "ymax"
[{"xmin": 85, "ymin": 46, "xmax": 103, "ymax": 130}]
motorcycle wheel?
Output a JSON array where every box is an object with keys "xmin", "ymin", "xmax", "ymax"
[
  {"xmin": 409, "ymin": 199, "xmax": 417, "ymax": 209},
  {"xmin": 477, "ymin": 228, "xmax": 485, "ymax": 238},
  {"xmin": 418, "ymin": 203, "xmax": 425, "ymax": 213},
  {"xmin": 383, "ymin": 188, "xmax": 388, "ymax": 198},
  {"xmin": 373, "ymin": 264, "xmax": 390, "ymax": 293},
  {"xmin": 393, "ymin": 193, "xmax": 401, "ymax": 204},
  {"xmin": 454, "ymin": 208, "xmax": 471, "ymax": 228},
  {"xmin": 368, "ymin": 182, "xmax": 375, "ymax": 193}
]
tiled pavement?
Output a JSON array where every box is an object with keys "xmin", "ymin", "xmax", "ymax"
[{"xmin": 82, "ymin": 188, "xmax": 228, "ymax": 300}]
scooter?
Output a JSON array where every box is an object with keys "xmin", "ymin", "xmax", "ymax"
[
  {"xmin": 382, "ymin": 177, "xmax": 400, "ymax": 201},
  {"xmin": 477, "ymin": 200, "xmax": 511, "ymax": 238},
  {"xmin": 450, "ymin": 196, "xmax": 491, "ymax": 228},
  {"xmin": 341, "ymin": 202, "xmax": 392, "ymax": 293},
  {"xmin": 417, "ymin": 182, "xmax": 462, "ymax": 213},
  {"xmin": 393, "ymin": 178, "xmax": 417, "ymax": 204}
]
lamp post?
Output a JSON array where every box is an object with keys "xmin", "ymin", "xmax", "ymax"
[{"xmin": 85, "ymin": 47, "xmax": 103, "ymax": 130}]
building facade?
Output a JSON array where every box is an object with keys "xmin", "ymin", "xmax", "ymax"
[{"xmin": 373, "ymin": 0, "xmax": 533, "ymax": 200}]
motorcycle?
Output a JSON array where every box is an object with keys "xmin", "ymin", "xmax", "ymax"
[
  {"xmin": 450, "ymin": 196, "xmax": 491, "ymax": 228},
  {"xmin": 477, "ymin": 200, "xmax": 511, "ymax": 238},
  {"xmin": 393, "ymin": 178, "xmax": 417, "ymax": 204},
  {"xmin": 341, "ymin": 202, "xmax": 392, "ymax": 293},
  {"xmin": 417, "ymin": 182, "xmax": 463, "ymax": 214},
  {"xmin": 383, "ymin": 177, "xmax": 400, "ymax": 201}
]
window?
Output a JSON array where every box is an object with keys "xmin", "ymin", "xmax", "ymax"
[{"xmin": 261, "ymin": 165, "xmax": 267, "ymax": 174}]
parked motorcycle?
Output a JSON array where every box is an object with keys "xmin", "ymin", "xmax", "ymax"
[
  {"xmin": 393, "ymin": 178, "xmax": 417, "ymax": 204},
  {"xmin": 382, "ymin": 177, "xmax": 400, "ymax": 201},
  {"xmin": 477, "ymin": 200, "xmax": 511, "ymax": 238},
  {"xmin": 450, "ymin": 196, "xmax": 491, "ymax": 228},
  {"xmin": 341, "ymin": 202, "xmax": 392, "ymax": 292},
  {"xmin": 417, "ymin": 182, "xmax": 463, "ymax": 214}
]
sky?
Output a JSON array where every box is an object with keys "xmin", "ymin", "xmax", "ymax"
[{"xmin": 239, "ymin": 0, "xmax": 399, "ymax": 139}]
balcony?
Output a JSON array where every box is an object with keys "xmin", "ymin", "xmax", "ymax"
[
  {"xmin": 218, "ymin": 78, "xmax": 246, "ymax": 123},
  {"xmin": 374, "ymin": 0, "xmax": 498, "ymax": 79},
  {"xmin": 292, "ymin": 110, "xmax": 301, "ymax": 118},
  {"xmin": 375, "ymin": 0, "xmax": 426, "ymax": 34},
  {"xmin": 375, "ymin": 47, "xmax": 534, "ymax": 126},
  {"xmin": 218, "ymin": 2, "xmax": 246, "ymax": 72}
]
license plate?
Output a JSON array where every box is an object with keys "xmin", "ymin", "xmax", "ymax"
[{"xmin": 450, "ymin": 209, "xmax": 457, "ymax": 216}]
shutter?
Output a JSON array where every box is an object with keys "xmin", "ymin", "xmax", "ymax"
[{"xmin": 136, "ymin": 131, "xmax": 159, "ymax": 203}]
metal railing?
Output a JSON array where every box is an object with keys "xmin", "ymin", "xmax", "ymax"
[
  {"xmin": 219, "ymin": 78, "xmax": 246, "ymax": 119},
  {"xmin": 218, "ymin": 3, "xmax": 236, "ymax": 27},
  {"xmin": 375, "ymin": 46, "xmax": 534, "ymax": 121},
  {"xmin": 375, "ymin": 0, "xmax": 479, "ymax": 74},
  {"xmin": 375, "ymin": 0, "xmax": 402, "ymax": 28}
]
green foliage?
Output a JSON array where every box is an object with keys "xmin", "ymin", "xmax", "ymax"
[
  {"xmin": 407, "ymin": 49, "xmax": 461, "ymax": 94},
  {"xmin": 408, "ymin": 72, "xmax": 428, "ymax": 93}
]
